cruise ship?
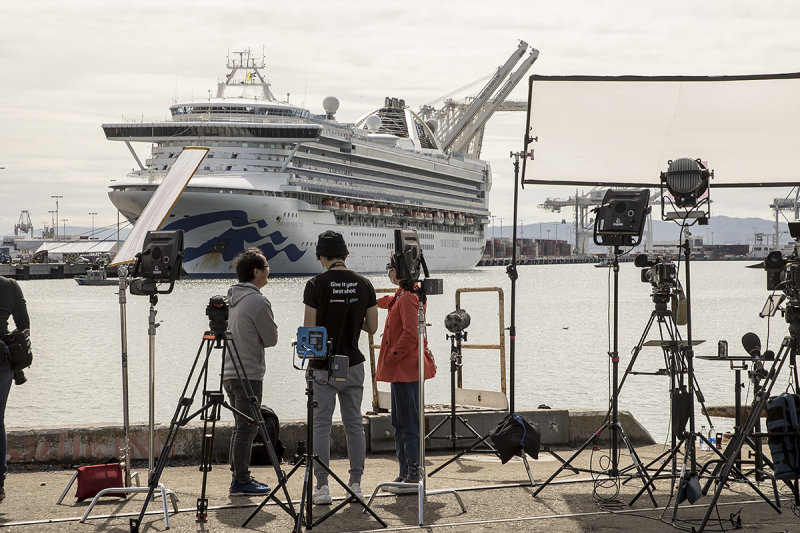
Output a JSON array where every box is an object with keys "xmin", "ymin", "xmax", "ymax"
[{"xmin": 103, "ymin": 44, "xmax": 538, "ymax": 275}]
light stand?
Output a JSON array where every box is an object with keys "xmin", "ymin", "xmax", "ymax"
[
  {"xmin": 532, "ymin": 245, "xmax": 656, "ymax": 503},
  {"xmin": 244, "ymin": 359, "xmax": 386, "ymax": 531},
  {"xmin": 427, "ymin": 151, "xmax": 563, "ymax": 482},
  {"xmin": 533, "ymin": 189, "xmax": 656, "ymax": 502},
  {"xmin": 425, "ymin": 327, "xmax": 490, "ymax": 450}
]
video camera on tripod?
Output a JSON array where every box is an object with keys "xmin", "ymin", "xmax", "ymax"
[
  {"xmin": 634, "ymin": 254, "xmax": 686, "ymax": 324},
  {"xmin": 760, "ymin": 222, "xmax": 800, "ymax": 332}
]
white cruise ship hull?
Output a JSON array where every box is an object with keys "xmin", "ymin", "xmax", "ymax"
[{"xmin": 111, "ymin": 187, "xmax": 485, "ymax": 276}]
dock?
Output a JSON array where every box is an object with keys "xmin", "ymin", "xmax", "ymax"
[
  {"xmin": 2, "ymin": 410, "xmax": 797, "ymax": 531},
  {"xmin": 0, "ymin": 263, "xmax": 102, "ymax": 280}
]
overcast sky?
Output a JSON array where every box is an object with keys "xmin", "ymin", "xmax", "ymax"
[{"xmin": 2, "ymin": 0, "xmax": 799, "ymax": 236}]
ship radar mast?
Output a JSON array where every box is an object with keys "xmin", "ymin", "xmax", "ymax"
[{"xmin": 217, "ymin": 48, "xmax": 276, "ymax": 101}]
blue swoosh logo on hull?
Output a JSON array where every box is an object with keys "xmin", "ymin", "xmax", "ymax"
[{"xmin": 162, "ymin": 210, "xmax": 306, "ymax": 263}]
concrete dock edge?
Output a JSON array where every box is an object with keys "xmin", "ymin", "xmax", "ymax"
[{"xmin": 6, "ymin": 408, "xmax": 654, "ymax": 465}]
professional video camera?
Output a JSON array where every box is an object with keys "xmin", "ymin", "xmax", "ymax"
[
  {"xmin": 206, "ymin": 295, "xmax": 229, "ymax": 336},
  {"xmin": 759, "ymin": 222, "xmax": 800, "ymax": 337},
  {"xmin": 635, "ymin": 254, "xmax": 678, "ymax": 290},
  {"xmin": 392, "ymin": 229, "xmax": 443, "ymax": 296},
  {"xmin": 0, "ymin": 329, "xmax": 32, "ymax": 385}
]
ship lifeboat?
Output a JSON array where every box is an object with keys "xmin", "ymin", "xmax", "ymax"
[
  {"xmin": 465, "ymin": 216, "xmax": 474, "ymax": 225},
  {"xmin": 382, "ymin": 207, "xmax": 393, "ymax": 217},
  {"xmin": 444, "ymin": 213, "xmax": 455, "ymax": 225},
  {"xmin": 336, "ymin": 203, "xmax": 354, "ymax": 215},
  {"xmin": 321, "ymin": 199, "xmax": 339, "ymax": 210},
  {"xmin": 455, "ymin": 214, "xmax": 466, "ymax": 226},
  {"xmin": 368, "ymin": 206, "xmax": 381, "ymax": 216},
  {"xmin": 433, "ymin": 211, "xmax": 444, "ymax": 224},
  {"xmin": 414, "ymin": 211, "xmax": 426, "ymax": 221},
  {"xmin": 355, "ymin": 205, "xmax": 369, "ymax": 216},
  {"xmin": 423, "ymin": 212, "xmax": 433, "ymax": 222}
]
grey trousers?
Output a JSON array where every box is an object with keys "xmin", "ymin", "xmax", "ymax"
[
  {"xmin": 223, "ymin": 379, "xmax": 263, "ymax": 483},
  {"xmin": 312, "ymin": 362, "xmax": 365, "ymax": 487}
]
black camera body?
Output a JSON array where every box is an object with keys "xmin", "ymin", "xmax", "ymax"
[
  {"xmin": 635, "ymin": 254, "xmax": 677, "ymax": 289},
  {"xmin": 641, "ymin": 261, "xmax": 678, "ymax": 288},
  {"xmin": 1, "ymin": 329, "xmax": 32, "ymax": 385},
  {"xmin": 206, "ymin": 295, "xmax": 229, "ymax": 335}
]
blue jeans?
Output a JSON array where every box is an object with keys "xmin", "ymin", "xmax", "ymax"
[
  {"xmin": 0, "ymin": 362, "xmax": 13, "ymax": 476},
  {"xmin": 223, "ymin": 379, "xmax": 263, "ymax": 483},
  {"xmin": 390, "ymin": 381, "xmax": 420, "ymax": 481}
]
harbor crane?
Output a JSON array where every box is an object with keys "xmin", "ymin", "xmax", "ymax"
[
  {"xmin": 14, "ymin": 210, "xmax": 33, "ymax": 237},
  {"xmin": 539, "ymin": 188, "xmax": 662, "ymax": 255},
  {"xmin": 418, "ymin": 41, "xmax": 539, "ymax": 159},
  {"xmin": 769, "ymin": 192, "xmax": 800, "ymax": 247}
]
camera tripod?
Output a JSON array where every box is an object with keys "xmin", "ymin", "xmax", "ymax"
[
  {"xmin": 425, "ymin": 330, "xmax": 495, "ymax": 451},
  {"xmin": 243, "ymin": 366, "xmax": 385, "ymax": 532},
  {"xmin": 617, "ymin": 282, "xmax": 713, "ymax": 496},
  {"xmin": 128, "ymin": 329, "xmax": 296, "ymax": 532},
  {"xmin": 532, "ymin": 246, "xmax": 657, "ymax": 504}
]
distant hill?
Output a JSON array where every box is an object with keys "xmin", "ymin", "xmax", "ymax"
[{"xmin": 492, "ymin": 215, "xmax": 791, "ymax": 249}]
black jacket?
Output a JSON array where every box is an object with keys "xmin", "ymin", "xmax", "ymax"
[{"xmin": 0, "ymin": 276, "xmax": 29, "ymax": 335}]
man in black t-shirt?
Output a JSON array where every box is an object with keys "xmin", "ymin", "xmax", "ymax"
[{"xmin": 303, "ymin": 231, "xmax": 377, "ymax": 504}]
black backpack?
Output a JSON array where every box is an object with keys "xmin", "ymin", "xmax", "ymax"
[
  {"xmin": 766, "ymin": 392, "xmax": 800, "ymax": 479},
  {"xmin": 251, "ymin": 406, "xmax": 285, "ymax": 465}
]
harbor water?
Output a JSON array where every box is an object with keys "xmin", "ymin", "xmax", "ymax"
[{"xmin": 7, "ymin": 261, "xmax": 778, "ymax": 442}]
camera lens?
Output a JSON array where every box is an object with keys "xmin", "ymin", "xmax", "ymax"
[{"xmin": 13, "ymin": 370, "xmax": 26, "ymax": 386}]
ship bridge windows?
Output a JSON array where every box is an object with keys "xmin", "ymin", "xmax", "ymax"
[
  {"xmin": 103, "ymin": 124, "xmax": 321, "ymax": 141},
  {"xmin": 170, "ymin": 105, "xmax": 310, "ymax": 118}
]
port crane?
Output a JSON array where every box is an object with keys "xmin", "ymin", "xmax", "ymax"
[
  {"xmin": 418, "ymin": 40, "xmax": 539, "ymax": 159},
  {"xmin": 769, "ymin": 191, "xmax": 800, "ymax": 248},
  {"xmin": 539, "ymin": 189, "xmax": 663, "ymax": 255},
  {"xmin": 14, "ymin": 210, "xmax": 33, "ymax": 237}
]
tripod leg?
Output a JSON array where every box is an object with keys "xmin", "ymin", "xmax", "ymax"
[
  {"xmin": 698, "ymin": 342, "xmax": 790, "ymax": 533},
  {"xmin": 629, "ymin": 438, "xmax": 684, "ymax": 507},
  {"xmin": 428, "ymin": 433, "xmax": 492, "ymax": 477},
  {"xmin": 532, "ymin": 422, "xmax": 610, "ymax": 498},
  {"xmin": 309, "ymin": 456, "xmax": 386, "ymax": 528},
  {"xmin": 616, "ymin": 423, "xmax": 658, "ymax": 507},
  {"xmin": 242, "ymin": 459, "xmax": 305, "ymax": 527}
]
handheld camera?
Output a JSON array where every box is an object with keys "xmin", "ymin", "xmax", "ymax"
[{"xmin": 1, "ymin": 329, "xmax": 32, "ymax": 385}]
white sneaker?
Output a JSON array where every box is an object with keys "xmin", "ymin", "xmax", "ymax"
[
  {"xmin": 312, "ymin": 484, "xmax": 331, "ymax": 505},
  {"xmin": 349, "ymin": 482, "xmax": 363, "ymax": 500}
]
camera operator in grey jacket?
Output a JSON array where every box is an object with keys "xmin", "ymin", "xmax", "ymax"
[{"xmin": 223, "ymin": 248, "xmax": 278, "ymax": 496}]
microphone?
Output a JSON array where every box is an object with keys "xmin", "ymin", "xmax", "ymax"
[{"xmin": 741, "ymin": 332, "xmax": 761, "ymax": 358}]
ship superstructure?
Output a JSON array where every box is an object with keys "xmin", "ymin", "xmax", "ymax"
[{"xmin": 103, "ymin": 44, "xmax": 538, "ymax": 275}]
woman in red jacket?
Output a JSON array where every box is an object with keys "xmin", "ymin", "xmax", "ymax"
[{"xmin": 375, "ymin": 258, "xmax": 435, "ymax": 487}]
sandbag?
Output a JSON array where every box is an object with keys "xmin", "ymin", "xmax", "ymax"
[{"xmin": 489, "ymin": 414, "xmax": 541, "ymax": 464}]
